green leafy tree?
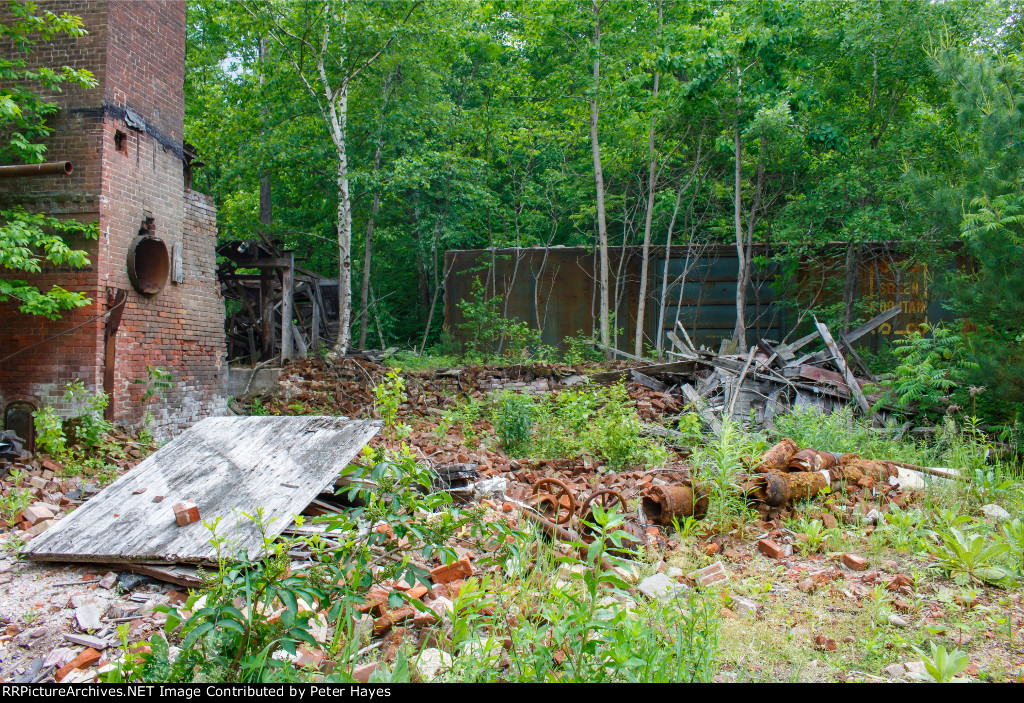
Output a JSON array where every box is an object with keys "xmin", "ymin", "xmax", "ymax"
[
  {"xmin": 1, "ymin": 0, "xmax": 98, "ymax": 318},
  {"xmin": 928, "ymin": 40, "xmax": 1024, "ymax": 407}
]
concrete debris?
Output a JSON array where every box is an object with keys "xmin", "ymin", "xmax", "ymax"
[
  {"xmin": 637, "ymin": 573, "xmax": 687, "ymax": 600},
  {"xmin": 981, "ymin": 504, "xmax": 1011, "ymax": 521}
]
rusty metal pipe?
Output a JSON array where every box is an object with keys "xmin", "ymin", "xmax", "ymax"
[
  {"xmin": 641, "ymin": 484, "xmax": 708, "ymax": 525},
  {"xmin": 0, "ymin": 161, "xmax": 73, "ymax": 178}
]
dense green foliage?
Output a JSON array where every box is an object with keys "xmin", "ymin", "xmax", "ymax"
[
  {"xmin": 182, "ymin": 0, "xmax": 1023, "ymax": 415},
  {"xmin": 1, "ymin": 0, "xmax": 99, "ymax": 318}
]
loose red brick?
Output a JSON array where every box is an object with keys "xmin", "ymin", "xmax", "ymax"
[
  {"xmin": 173, "ymin": 500, "xmax": 200, "ymax": 526},
  {"xmin": 55, "ymin": 648, "xmax": 102, "ymax": 682},
  {"xmin": 842, "ymin": 553, "xmax": 867, "ymax": 571},
  {"xmin": 757, "ymin": 538, "xmax": 786, "ymax": 560},
  {"xmin": 429, "ymin": 556, "xmax": 473, "ymax": 585},
  {"xmin": 353, "ymin": 662, "xmax": 379, "ymax": 683}
]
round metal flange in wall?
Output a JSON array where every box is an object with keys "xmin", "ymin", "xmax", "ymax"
[{"xmin": 127, "ymin": 235, "xmax": 169, "ymax": 295}]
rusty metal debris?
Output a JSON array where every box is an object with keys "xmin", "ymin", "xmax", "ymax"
[
  {"xmin": 640, "ymin": 483, "xmax": 707, "ymax": 525},
  {"xmin": 531, "ymin": 478, "xmax": 577, "ymax": 525}
]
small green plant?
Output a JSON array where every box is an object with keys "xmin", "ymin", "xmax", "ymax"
[
  {"xmin": 33, "ymin": 405, "xmax": 65, "ymax": 455},
  {"xmin": 134, "ymin": 365, "xmax": 172, "ymax": 402},
  {"xmin": 909, "ymin": 642, "xmax": 971, "ymax": 683},
  {"xmin": 0, "ymin": 469, "xmax": 34, "ymax": 525},
  {"xmin": 879, "ymin": 505, "xmax": 927, "ymax": 552},
  {"xmin": 249, "ymin": 398, "xmax": 268, "ymax": 416},
  {"xmin": 564, "ymin": 331, "xmax": 602, "ymax": 365},
  {"xmin": 62, "ymin": 380, "xmax": 112, "ymax": 448},
  {"xmin": 1001, "ymin": 518, "xmax": 1024, "ymax": 575},
  {"xmin": 871, "ymin": 323, "xmax": 979, "ymax": 420},
  {"xmin": 457, "ymin": 279, "xmax": 540, "ymax": 360},
  {"xmin": 674, "ymin": 413, "xmax": 703, "ymax": 445},
  {"xmin": 928, "ymin": 527, "xmax": 1016, "ymax": 588},
  {"xmin": 373, "ymin": 370, "xmax": 407, "ymax": 436},
  {"xmin": 493, "ymin": 389, "xmax": 534, "ymax": 456},
  {"xmin": 790, "ymin": 517, "xmax": 828, "ymax": 555},
  {"xmin": 695, "ymin": 419, "xmax": 755, "ymax": 530},
  {"xmin": 438, "ymin": 396, "xmax": 484, "ymax": 444}
]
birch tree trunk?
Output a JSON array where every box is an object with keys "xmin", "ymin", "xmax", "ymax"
[
  {"xmin": 732, "ymin": 101, "xmax": 747, "ymax": 353},
  {"xmin": 590, "ymin": 0, "xmax": 611, "ymax": 357}
]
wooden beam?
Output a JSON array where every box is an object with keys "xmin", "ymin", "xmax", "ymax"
[
  {"xmin": 844, "ymin": 305, "xmax": 902, "ymax": 345},
  {"xmin": 814, "ymin": 318, "xmax": 874, "ymax": 417},
  {"xmin": 727, "ymin": 348, "xmax": 757, "ymax": 420},
  {"xmin": 280, "ymin": 251, "xmax": 295, "ymax": 362},
  {"xmin": 681, "ymin": 383, "xmax": 721, "ymax": 434}
]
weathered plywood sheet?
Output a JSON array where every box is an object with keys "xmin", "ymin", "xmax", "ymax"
[{"xmin": 24, "ymin": 416, "xmax": 380, "ymax": 565}]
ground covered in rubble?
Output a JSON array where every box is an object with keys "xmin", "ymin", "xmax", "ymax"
[{"xmin": 1, "ymin": 356, "xmax": 1022, "ymax": 683}]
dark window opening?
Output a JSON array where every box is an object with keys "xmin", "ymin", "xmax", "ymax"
[
  {"xmin": 4, "ymin": 401, "xmax": 36, "ymax": 454},
  {"xmin": 114, "ymin": 130, "xmax": 127, "ymax": 154}
]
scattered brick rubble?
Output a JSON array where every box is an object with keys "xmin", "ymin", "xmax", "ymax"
[{"xmin": 0, "ymin": 352, "xmax": 1009, "ymax": 683}]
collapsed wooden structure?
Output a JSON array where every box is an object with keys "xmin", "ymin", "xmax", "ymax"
[
  {"xmin": 218, "ymin": 238, "xmax": 340, "ymax": 364},
  {"xmin": 589, "ymin": 306, "xmax": 904, "ymax": 431}
]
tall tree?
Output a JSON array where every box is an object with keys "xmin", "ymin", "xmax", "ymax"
[{"xmin": 242, "ymin": 0, "xmax": 419, "ymax": 354}]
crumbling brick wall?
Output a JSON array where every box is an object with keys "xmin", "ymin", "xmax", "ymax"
[{"xmin": 0, "ymin": 1, "xmax": 226, "ymax": 438}]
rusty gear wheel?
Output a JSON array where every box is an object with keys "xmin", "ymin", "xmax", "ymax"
[{"xmin": 531, "ymin": 477, "xmax": 577, "ymax": 525}]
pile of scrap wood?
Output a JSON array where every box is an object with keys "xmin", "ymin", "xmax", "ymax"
[{"xmin": 591, "ymin": 306, "xmax": 906, "ymax": 432}]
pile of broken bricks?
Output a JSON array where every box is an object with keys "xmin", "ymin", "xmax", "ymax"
[
  {"xmin": 2, "ymin": 433, "xmax": 156, "ymax": 544},
  {"xmin": 0, "ymin": 563, "xmax": 190, "ymax": 684}
]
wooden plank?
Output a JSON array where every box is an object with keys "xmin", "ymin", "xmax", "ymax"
[
  {"xmin": 813, "ymin": 318, "xmax": 874, "ymax": 417},
  {"xmin": 666, "ymin": 332, "xmax": 695, "ymax": 358},
  {"xmin": 24, "ymin": 416, "xmax": 381, "ymax": 565},
  {"xmin": 838, "ymin": 332, "xmax": 877, "ymax": 383},
  {"xmin": 281, "ymin": 251, "xmax": 295, "ymax": 362},
  {"xmin": 785, "ymin": 330, "xmax": 820, "ymax": 355},
  {"xmin": 681, "ymin": 383, "xmax": 721, "ymax": 434},
  {"xmin": 674, "ymin": 320, "xmax": 697, "ymax": 354},
  {"xmin": 844, "ymin": 305, "xmax": 902, "ymax": 345},
  {"xmin": 727, "ymin": 348, "xmax": 757, "ymax": 420},
  {"xmin": 631, "ymin": 369, "xmax": 668, "ymax": 393},
  {"xmin": 589, "ymin": 360, "xmax": 696, "ymax": 384}
]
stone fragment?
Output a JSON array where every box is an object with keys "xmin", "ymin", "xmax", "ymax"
[
  {"xmin": 415, "ymin": 648, "xmax": 453, "ymax": 682},
  {"xmin": 884, "ymin": 663, "xmax": 907, "ymax": 678},
  {"xmin": 730, "ymin": 595, "xmax": 762, "ymax": 618},
  {"xmin": 638, "ymin": 573, "xmax": 685, "ymax": 600},
  {"xmin": 981, "ymin": 504, "xmax": 1011, "ymax": 521}
]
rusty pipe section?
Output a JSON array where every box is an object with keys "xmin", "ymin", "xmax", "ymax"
[
  {"xmin": 0, "ymin": 161, "xmax": 73, "ymax": 178},
  {"xmin": 641, "ymin": 483, "xmax": 708, "ymax": 525},
  {"xmin": 748, "ymin": 471, "xmax": 829, "ymax": 506}
]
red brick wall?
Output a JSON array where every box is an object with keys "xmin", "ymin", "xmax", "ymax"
[{"xmin": 1, "ymin": 1, "xmax": 226, "ymax": 437}]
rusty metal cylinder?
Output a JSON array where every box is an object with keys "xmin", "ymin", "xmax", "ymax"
[
  {"xmin": 750, "ymin": 470, "xmax": 829, "ymax": 505},
  {"xmin": 750, "ymin": 472, "xmax": 790, "ymax": 507},
  {"xmin": 758, "ymin": 438, "xmax": 799, "ymax": 472},
  {"xmin": 788, "ymin": 449, "xmax": 837, "ymax": 472},
  {"xmin": 0, "ymin": 161, "xmax": 73, "ymax": 178},
  {"xmin": 785, "ymin": 470, "xmax": 829, "ymax": 501},
  {"xmin": 641, "ymin": 483, "xmax": 708, "ymax": 525}
]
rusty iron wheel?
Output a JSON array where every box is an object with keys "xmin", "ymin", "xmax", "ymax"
[
  {"xmin": 531, "ymin": 477, "xmax": 576, "ymax": 525},
  {"xmin": 578, "ymin": 489, "xmax": 628, "ymax": 531}
]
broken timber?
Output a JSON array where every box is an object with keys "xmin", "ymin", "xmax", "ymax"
[{"xmin": 23, "ymin": 416, "xmax": 381, "ymax": 565}]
